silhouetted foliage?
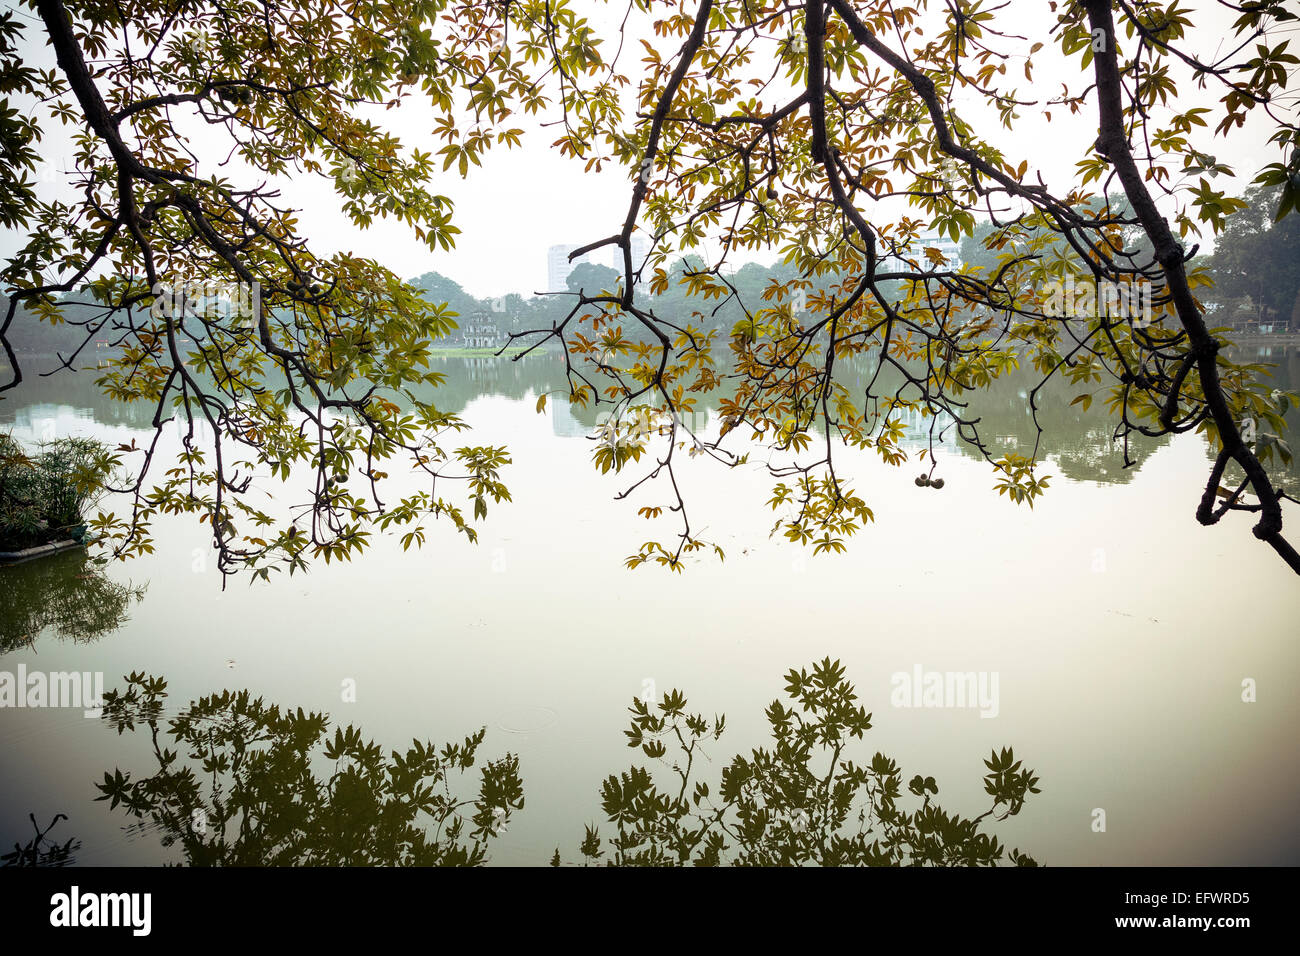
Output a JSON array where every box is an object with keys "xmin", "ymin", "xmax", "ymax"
[
  {"xmin": 96, "ymin": 674, "xmax": 524, "ymax": 866},
  {"xmin": 0, "ymin": 813, "xmax": 80, "ymax": 867},
  {"xmin": 87, "ymin": 663, "xmax": 1043, "ymax": 867},
  {"xmin": 562, "ymin": 659, "xmax": 1040, "ymax": 866},
  {"xmin": 0, "ymin": 548, "xmax": 145, "ymax": 652}
]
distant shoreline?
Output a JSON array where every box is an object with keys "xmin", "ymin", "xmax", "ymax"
[
  {"xmin": 1222, "ymin": 333, "xmax": 1300, "ymax": 347},
  {"xmin": 2, "ymin": 343, "xmax": 555, "ymax": 369}
]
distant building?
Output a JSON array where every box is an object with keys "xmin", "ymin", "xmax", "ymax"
[
  {"xmin": 888, "ymin": 232, "xmax": 963, "ymax": 271},
  {"xmin": 547, "ymin": 244, "xmax": 606, "ymax": 292},
  {"xmin": 460, "ymin": 311, "xmax": 501, "ymax": 349},
  {"xmin": 621, "ymin": 234, "xmax": 651, "ymax": 274},
  {"xmin": 547, "ymin": 235, "xmax": 652, "ymax": 291}
]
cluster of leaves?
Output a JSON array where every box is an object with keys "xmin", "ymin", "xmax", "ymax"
[
  {"xmin": 992, "ymin": 453, "xmax": 1051, "ymax": 507},
  {"xmin": 0, "ymin": 11, "xmax": 43, "ymax": 236},
  {"xmin": 95, "ymin": 673, "xmax": 523, "ymax": 865},
  {"xmin": 560, "ymin": 658, "xmax": 1040, "ymax": 866}
]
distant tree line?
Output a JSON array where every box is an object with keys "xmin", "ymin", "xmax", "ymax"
[
  {"xmin": 960, "ymin": 185, "xmax": 1299, "ymax": 333},
  {"xmin": 7, "ymin": 183, "xmax": 1293, "ymax": 368}
]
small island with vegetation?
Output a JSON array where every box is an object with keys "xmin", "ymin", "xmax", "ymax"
[{"xmin": 0, "ymin": 434, "xmax": 110, "ymax": 562}]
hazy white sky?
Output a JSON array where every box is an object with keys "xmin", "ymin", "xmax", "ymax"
[{"xmin": 3, "ymin": 0, "xmax": 1291, "ymax": 298}]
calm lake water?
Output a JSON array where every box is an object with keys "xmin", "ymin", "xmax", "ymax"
[{"xmin": 2, "ymin": 346, "xmax": 1298, "ymax": 865}]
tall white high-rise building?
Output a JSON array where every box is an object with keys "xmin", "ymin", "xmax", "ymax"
[
  {"xmin": 547, "ymin": 244, "xmax": 607, "ymax": 292},
  {"xmin": 547, "ymin": 234, "xmax": 653, "ymax": 291},
  {"xmin": 888, "ymin": 232, "xmax": 963, "ymax": 270}
]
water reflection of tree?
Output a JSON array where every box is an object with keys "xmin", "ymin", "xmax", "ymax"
[
  {"xmin": 19, "ymin": 349, "xmax": 1292, "ymax": 492},
  {"xmin": 415, "ymin": 351, "xmax": 564, "ymax": 416},
  {"xmin": 561, "ymin": 659, "xmax": 1040, "ymax": 867},
  {"xmin": 0, "ymin": 369, "xmax": 156, "ymax": 430},
  {"xmin": 94, "ymin": 662, "xmax": 1042, "ymax": 867},
  {"xmin": 360, "ymin": 347, "xmax": 1298, "ymax": 489},
  {"xmin": 949, "ymin": 367, "xmax": 1170, "ymax": 484},
  {"xmin": 95, "ymin": 674, "xmax": 524, "ymax": 866},
  {"xmin": 452, "ymin": 352, "xmax": 1175, "ymax": 485},
  {"xmin": 0, "ymin": 550, "xmax": 145, "ymax": 652},
  {"xmin": 0, "ymin": 813, "xmax": 80, "ymax": 867}
]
